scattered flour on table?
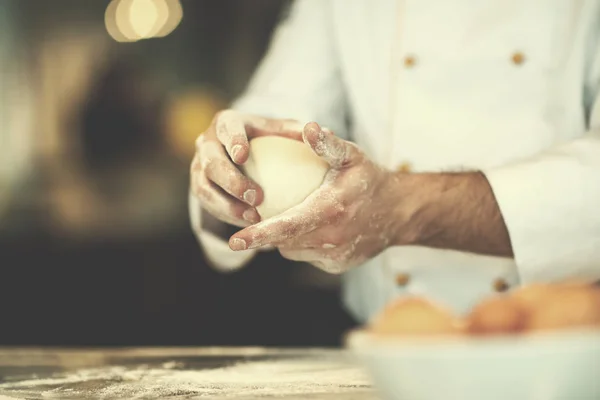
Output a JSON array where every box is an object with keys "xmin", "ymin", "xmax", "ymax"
[{"xmin": 0, "ymin": 357, "xmax": 372, "ymax": 399}]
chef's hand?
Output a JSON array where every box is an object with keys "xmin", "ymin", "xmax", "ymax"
[
  {"xmin": 229, "ymin": 122, "xmax": 411, "ymax": 274},
  {"xmin": 190, "ymin": 110, "xmax": 305, "ymax": 228}
]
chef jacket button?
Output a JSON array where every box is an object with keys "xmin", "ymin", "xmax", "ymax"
[
  {"xmin": 396, "ymin": 162, "xmax": 412, "ymax": 173},
  {"xmin": 403, "ymin": 55, "xmax": 417, "ymax": 68},
  {"xmin": 511, "ymin": 51, "xmax": 525, "ymax": 66},
  {"xmin": 493, "ymin": 278, "xmax": 510, "ymax": 293},
  {"xmin": 395, "ymin": 273, "xmax": 411, "ymax": 287}
]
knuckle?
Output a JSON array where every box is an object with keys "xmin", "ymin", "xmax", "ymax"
[
  {"xmin": 216, "ymin": 109, "xmax": 239, "ymax": 128},
  {"xmin": 323, "ymin": 202, "xmax": 345, "ymax": 221},
  {"xmin": 214, "ymin": 109, "xmax": 228, "ymax": 123},
  {"xmin": 202, "ymin": 158, "xmax": 217, "ymax": 177},
  {"xmin": 217, "ymin": 109, "xmax": 235, "ymax": 119},
  {"xmin": 347, "ymin": 142, "xmax": 362, "ymax": 157},
  {"xmin": 202, "ymin": 139, "xmax": 222, "ymax": 156},
  {"xmin": 196, "ymin": 136, "xmax": 222, "ymax": 161},
  {"xmin": 195, "ymin": 134, "xmax": 206, "ymax": 150},
  {"xmin": 283, "ymin": 221, "xmax": 304, "ymax": 238},
  {"xmin": 335, "ymin": 202, "xmax": 347, "ymax": 216}
]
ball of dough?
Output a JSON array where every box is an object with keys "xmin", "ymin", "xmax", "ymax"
[
  {"xmin": 241, "ymin": 136, "xmax": 329, "ymax": 219},
  {"xmin": 467, "ymin": 295, "xmax": 527, "ymax": 336},
  {"xmin": 369, "ymin": 296, "xmax": 463, "ymax": 337}
]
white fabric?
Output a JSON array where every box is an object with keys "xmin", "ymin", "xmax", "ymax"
[{"xmin": 191, "ymin": 0, "xmax": 600, "ymax": 323}]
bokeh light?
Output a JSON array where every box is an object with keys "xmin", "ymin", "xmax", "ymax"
[
  {"xmin": 164, "ymin": 88, "xmax": 226, "ymax": 159},
  {"xmin": 105, "ymin": 0, "xmax": 183, "ymax": 42}
]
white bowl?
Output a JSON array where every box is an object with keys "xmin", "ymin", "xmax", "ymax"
[{"xmin": 346, "ymin": 328, "xmax": 600, "ymax": 400}]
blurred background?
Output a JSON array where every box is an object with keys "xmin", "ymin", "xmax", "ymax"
[{"xmin": 0, "ymin": 0, "xmax": 356, "ymax": 347}]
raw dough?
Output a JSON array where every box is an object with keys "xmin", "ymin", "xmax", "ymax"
[{"xmin": 241, "ymin": 136, "xmax": 329, "ymax": 219}]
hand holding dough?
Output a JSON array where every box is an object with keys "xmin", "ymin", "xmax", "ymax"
[
  {"xmin": 241, "ymin": 136, "xmax": 329, "ymax": 219},
  {"xmin": 230, "ymin": 122, "xmax": 402, "ymax": 274},
  {"xmin": 191, "ymin": 111, "xmax": 310, "ymax": 228}
]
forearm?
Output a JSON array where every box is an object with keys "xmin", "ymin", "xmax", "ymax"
[{"xmin": 393, "ymin": 171, "xmax": 514, "ymax": 258}]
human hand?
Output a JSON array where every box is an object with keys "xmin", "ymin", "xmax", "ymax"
[
  {"xmin": 190, "ymin": 110, "xmax": 305, "ymax": 228},
  {"xmin": 228, "ymin": 122, "xmax": 412, "ymax": 274}
]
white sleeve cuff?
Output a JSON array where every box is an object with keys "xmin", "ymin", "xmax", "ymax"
[
  {"xmin": 189, "ymin": 192, "xmax": 257, "ymax": 272},
  {"xmin": 197, "ymin": 230, "xmax": 257, "ymax": 272},
  {"xmin": 482, "ymin": 135, "xmax": 600, "ymax": 284}
]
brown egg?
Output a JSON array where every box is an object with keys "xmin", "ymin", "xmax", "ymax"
[
  {"xmin": 526, "ymin": 286, "xmax": 600, "ymax": 332},
  {"xmin": 467, "ymin": 295, "xmax": 528, "ymax": 336},
  {"xmin": 509, "ymin": 284, "xmax": 556, "ymax": 310},
  {"xmin": 369, "ymin": 296, "xmax": 463, "ymax": 337},
  {"xmin": 511, "ymin": 282, "xmax": 591, "ymax": 311}
]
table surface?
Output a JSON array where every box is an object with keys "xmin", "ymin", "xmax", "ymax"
[{"xmin": 0, "ymin": 347, "xmax": 377, "ymax": 399}]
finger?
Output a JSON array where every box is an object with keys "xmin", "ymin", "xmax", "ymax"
[
  {"xmin": 215, "ymin": 110, "xmax": 250, "ymax": 164},
  {"xmin": 195, "ymin": 136, "xmax": 264, "ymax": 207},
  {"xmin": 203, "ymin": 158, "xmax": 264, "ymax": 207},
  {"xmin": 229, "ymin": 193, "xmax": 343, "ymax": 251},
  {"xmin": 191, "ymin": 173, "xmax": 260, "ymax": 227},
  {"xmin": 276, "ymin": 234, "xmax": 331, "ymax": 250},
  {"xmin": 302, "ymin": 122, "xmax": 360, "ymax": 169}
]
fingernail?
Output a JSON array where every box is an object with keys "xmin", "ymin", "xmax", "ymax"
[
  {"xmin": 230, "ymin": 238, "xmax": 247, "ymax": 251},
  {"xmin": 231, "ymin": 145, "xmax": 242, "ymax": 162},
  {"xmin": 242, "ymin": 208, "xmax": 259, "ymax": 223},
  {"xmin": 243, "ymin": 189, "xmax": 256, "ymax": 206},
  {"xmin": 306, "ymin": 122, "xmax": 321, "ymax": 133}
]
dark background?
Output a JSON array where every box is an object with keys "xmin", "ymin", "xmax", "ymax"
[{"xmin": 0, "ymin": 0, "xmax": 356, "ymax": 347}]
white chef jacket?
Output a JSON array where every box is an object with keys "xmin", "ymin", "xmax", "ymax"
[{"xmin": 190, "ymin": 0, "xmax": 600, "ymax": 323}]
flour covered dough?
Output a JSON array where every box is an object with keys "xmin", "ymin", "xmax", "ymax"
[{"xmin": 241, "ymin": 136, "xmax": 329, "ymax": 219}]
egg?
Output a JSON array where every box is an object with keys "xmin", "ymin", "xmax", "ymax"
[
  {"xmin": 467, "ymin": 295, "xmax": 528, "ymax": 336},
  {"xmin": 525, "ymin": 285, "xmax": 600, "ymax": 332},
  {"xmin": 369, "ymin": 297, "xmax": 463, "ymax": 337},
  {"xmin": 510, "ymin": 282, "xmax": 590, "ymax": 310}
]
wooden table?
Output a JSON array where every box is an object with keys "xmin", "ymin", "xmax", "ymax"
[{"xmin": 0, "ymin": 347, "xmax": 377, "ymax": 399}]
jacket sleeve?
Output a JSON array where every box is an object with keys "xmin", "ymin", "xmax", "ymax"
[
  {"xmin": 192, "ymin": 0, "xmax": 347, "ymax": 271},
  {"xmin": 482, "ymin": 32, "xmax": 600, "ymax": 284}
]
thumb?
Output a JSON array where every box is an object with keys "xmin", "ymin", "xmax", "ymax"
[{"xmin": 302, "ymin": 122, "xmax": 358, "ymax": 169}]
